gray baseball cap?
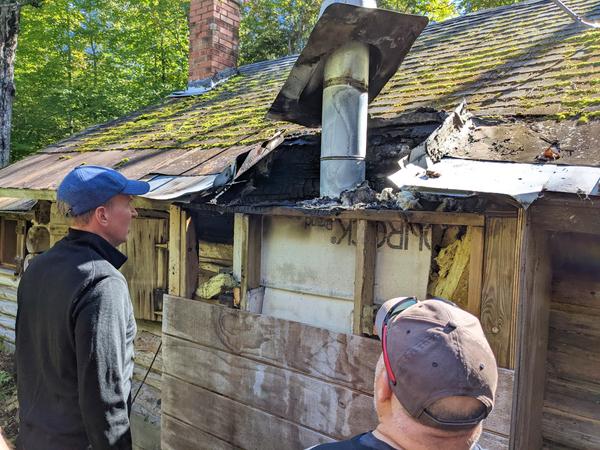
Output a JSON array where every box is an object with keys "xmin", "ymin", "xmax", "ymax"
[{"xmin": 375, "ymin": 297, "xmax": 498, "ymax": 430}]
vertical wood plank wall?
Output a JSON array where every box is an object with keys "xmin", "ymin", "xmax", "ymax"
[
  {"xmin": 161, "ymin": 296, "xmax": 514, "ymax": 450},
  {"xmin": 481, "ymin": 215, "xmax": 520, "ymax": 369},
  {"xmin": 510, "ymin": 213, "xmax": 552, "ymax": 450}
]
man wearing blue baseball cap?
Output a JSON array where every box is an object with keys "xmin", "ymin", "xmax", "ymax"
[{"xmin": 16, "ymin": 166, "xmax": 150, "ymax": 450}]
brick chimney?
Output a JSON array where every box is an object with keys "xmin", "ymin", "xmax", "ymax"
[{"xmin": 188, "ymin": 0, "xmax": 242, "ymax": 86}]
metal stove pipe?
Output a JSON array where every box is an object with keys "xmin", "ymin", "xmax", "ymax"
[{"xmin": 319, "ymin": 0, "xmax": 377, "ymax": 198}]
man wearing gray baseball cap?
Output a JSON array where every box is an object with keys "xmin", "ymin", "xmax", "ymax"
[
  {"xmin": 16, "ymin": 166, "xmax": 149, "ymax": 450},
  {"xmin": 310, "ymin": 296, "xmax": 498, "ymax": 450}
]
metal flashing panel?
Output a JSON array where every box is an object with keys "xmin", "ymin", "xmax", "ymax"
[
  {"xmin": 267, "ymin": 3, "xmax": 428, "ymax": 127},
  {"xmin": 389, "ymin": 158, "xmax": 600, "ymax": 206}
]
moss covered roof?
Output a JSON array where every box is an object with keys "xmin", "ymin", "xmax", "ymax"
[
  {"xmin": 46, "ymin": 0, "xmax": 598, "ymax": 156},
  {"xmin": 1, "ymin": 0, "xmax": 598, "ymax": 191}
]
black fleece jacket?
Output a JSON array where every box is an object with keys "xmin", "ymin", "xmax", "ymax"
[{"xmin": 16, "ymin": 228, "xmax": 136, "ymax": 450}]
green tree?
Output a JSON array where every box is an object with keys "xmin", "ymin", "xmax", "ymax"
[
  {"xmin": 239, "ymin": 0, "xmax": 320, "ymax": 65},
  {"xmin": 0, "ymin": 0, "xmax": 42, "ymax": 167},
  {"xmin": 239, "ymin": 0, "xmax": 459, "ymax": 65},
  {"xmin": 239, "ymin": 0, "xmax": 521, "ymax": 65},
  {"xmin": 11, "ymin": 0, "xmax": 190, "ymax": 160}
]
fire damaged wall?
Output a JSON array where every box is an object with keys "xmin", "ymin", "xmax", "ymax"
[{"xmin": 218, "ymin": 111, "xmax": 442, "ymax": 206}]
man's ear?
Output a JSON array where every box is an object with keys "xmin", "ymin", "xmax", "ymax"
[
  {"xmin": 95, "ymin": 206, "xmax": 109, "ymax": 226},
  {"xmin": 375, "ymin": 364, "xmax": 394, "ymax": 404}
]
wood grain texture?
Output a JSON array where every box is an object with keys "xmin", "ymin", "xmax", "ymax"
[
  {"xmin": 353, "ymin": 220, "xmax": 376, "ymax": 335},
  {"xmin": 162, "ymin": 296, "xmax": 514, "ymax": 449},
  {"xmin": 481, "ymin": 216, "xmax": 519, "ymax": 368},
  {"xmin": 240, "ymin": 207, "xmax": 485, "ymax": 226},
  {"xmin": 163, "ymin": 334, "xmax": 377, "ymax": 440},
  {"xmin": 239, "ymin": 214, "xmax": 262, "ymax": 311},
  {"xmin": 162, "ymin": 414, "xmax": 239, "ymax": 450},
  {"xmin": 168, "ymin": 205, "xmax": 182, "ymax": 297},
  {"xmin": 468, "ymin": 225, "xmax": 484, "ymax": 318},
  {"xmin": 510, "ymin": 217, "xmax": 552, "ymax": 450},
  {"xmin": 120, "ymin": 217, "xmax": 168, "ymax": 320},
  {"xmin": 540, "ymin": 255, "xmax": 600, "ymax": 448},
  {"xmin": 531, "ymin": 203, "xmax": 600, "ymax": 235},
  {"xmin": 0, "ymin": 298, "xmax": 16, "ymax": 318},
  {"xmin": 162, "ymin": 373, "xmax": 334, "ymax": 449},
  {"xmin": 542, "ymin": 407, "xmax": 600, "ymax": 449},
  {"xmin": 479, "ymin": 431, "xmax": 510, "ymax": 450},
  {"xmin": 163, "ymin": 296, "xmax": 380, "ymax": 393},
  {"xmin": 0, "ymin": 268, "xmax": 18, "ymax": 289},
  {"xmin": 544, "ymin": 378, "xmax": 600, "ymax": 422},
  {"xmin": 184, "ymin": 216, "xmax": 198, "ymax": 298},
  {"xmin": 134, "ymin": 329, "xmax": 163, "ymax": 375}
]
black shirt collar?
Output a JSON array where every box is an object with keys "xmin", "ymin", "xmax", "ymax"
[{"xmin": 66, "ymin": 228, "xmax": 128, "ymax": 269}]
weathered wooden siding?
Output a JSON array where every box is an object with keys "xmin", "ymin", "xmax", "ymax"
[
  {"xmin": 162, "ymin": 296, "xmax": 513, "ymax": 450},
  {"xmin": 0, "ymin": 268, "xmax": 17, "ymax": 351},
  {"xmin": 542, "ymin": 260, "xmax": 600, "ymax": 448},
  {"xmin": 120, "ymin": 217, "xmax": 169, "ymax": 321}
]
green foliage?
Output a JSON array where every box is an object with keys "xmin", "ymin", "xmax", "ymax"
[
  {"xmin": 239, "ymin": 0, "xmax": 320, "ymax": 65},
  {"xmin": 11, "ymin": 0, "xmax": 190, "ymax": 160},
  {"xmin": 239, "ymin": 0, "xmax": 522, "ymax": 65},
  {"xmin": 0, "ymin": 370, "xmax": 11, "ymax": 387},
  {"xmin": 455, "ymin": 0, "xmax": 519, "ymax": 13}
]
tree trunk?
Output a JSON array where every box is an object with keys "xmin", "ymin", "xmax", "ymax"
[{"xmin": 0, "ymin": 3, "xmax": 20, "ymax": 168}]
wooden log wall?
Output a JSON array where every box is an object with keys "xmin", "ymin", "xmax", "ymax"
[
  {"xmin": 161, "ymin": 296, "xmax": 514, "ymax": 450},
  {"xmin": 0, "ymin": 268, "xmax": 18, "ymax": 351}
]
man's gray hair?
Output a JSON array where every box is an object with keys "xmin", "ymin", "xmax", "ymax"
[{"xmin": 56, "ymin": 200, "xmax": 107, "ymax": 225}]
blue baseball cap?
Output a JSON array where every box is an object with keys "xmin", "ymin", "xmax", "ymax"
[{"xmin": 57, "ymin": 165, "xmax": 150, "ymax": 215}]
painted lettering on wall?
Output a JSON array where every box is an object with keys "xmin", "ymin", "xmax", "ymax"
[{"xmin": 304, "ymin": 218, "xmax": 431, "ymax": 251}]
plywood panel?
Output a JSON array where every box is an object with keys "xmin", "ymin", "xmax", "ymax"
[
  {"xmin": 262, "ymin": 287, "xmax": 353, "ymax": 334},
  {"xmin": 261, "ymin": 215, "xmax": 356, "ymax": 301},
  {"xmin": 374, "ymin": 222, "xmax": 432, "ymax": 303}
]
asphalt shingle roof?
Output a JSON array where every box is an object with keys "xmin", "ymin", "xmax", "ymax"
[
  {"xmin": 0, "ymin": 0, "xmax": 598, "ymax": 191},
  {"xmin": 40, "ymin": 0, "xmax": 600, "ymax": 156}
]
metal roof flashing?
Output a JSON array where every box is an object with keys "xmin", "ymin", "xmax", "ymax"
[
  {"xmin": 389, "ymin": 158, "xmax": 600, "ymax": 207},
  {"xmin": 267, "ymin": 3, "xmax": 428, "ymax": 127},
  {"xmin": 170, "ymin": 67, "xmax": 239, "ymax": 98}
]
